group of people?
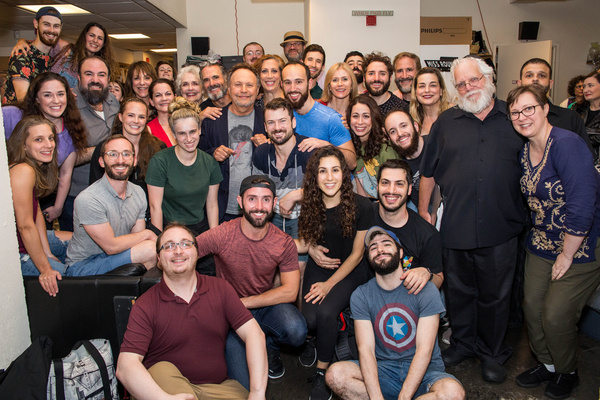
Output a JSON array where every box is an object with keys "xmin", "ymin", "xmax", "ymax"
[{"xmin": 3, "ymin": 8, "xmax": 600, "ymax": 400}]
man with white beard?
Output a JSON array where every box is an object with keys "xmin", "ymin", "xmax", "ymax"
[{"xmin": 418, "ymin": 56, "xmax": 526, "ymax": 384}]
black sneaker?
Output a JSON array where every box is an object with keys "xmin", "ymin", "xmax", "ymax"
[
  {"xmin": 515, "ymin": 364, "xmax": 554, "ymax": 388},
  {"xmin": 299, "ymin": 337, "xmax": 317, "ymax": 367},
  {"xmin": 544, "ymin": 371, "xmax": 579, "ymax": 400},
  {"xmin": 309, "ymin": 370, "xmax": 331, "ymax": 400},
  {"xmin": 267, "ymin": 347, "xmax": 285, "ymax": 379}
]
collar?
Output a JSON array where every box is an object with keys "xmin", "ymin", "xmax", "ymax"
[
  {"xmin": 99, "ymin": 174, "xmax": 133, "ymax": 200},
  {"xmin": 452, "ymin": 97, "xmax": 506, "ymax": 120},
  {"xmin": 157, "ymin": 271, "xmax": 208, "ymax": 303}
]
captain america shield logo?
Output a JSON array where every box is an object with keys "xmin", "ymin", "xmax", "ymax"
[{"xmin": 375, "ymin": 303, "xmax": 418, "ymax": 352}]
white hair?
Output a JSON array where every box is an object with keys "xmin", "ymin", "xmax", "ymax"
[
  {"xmin": 450, "ymin": 56, "xmax": 495, "ymax": 87},
  {"xmin": 174, "ymin": 65, "xmax": 201, "ymax": 95}
]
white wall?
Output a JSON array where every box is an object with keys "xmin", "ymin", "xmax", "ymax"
[
  {"xmin": 0, "ymin": 111, "xmax": 32, "ymax": 369},
  {"xmin": 420, "ymin": 0, "xmax": 600, "ymax": 102}
]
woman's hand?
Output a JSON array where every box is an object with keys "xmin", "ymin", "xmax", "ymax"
[
  {"xmin": 42, "ymin": 205, "xmax": 62, "ymax": 222},
  {"xmin": 308, "ymin": 245, "xmax": 341, "ymax": 269},
  {"xmin": 304, "ymin": 281, "xmax": 333, "ymax": 304},
  {"xmin": 552, "ymin": 252, "xmax": 573, "ymax": 280},
  {"xmin": 39, "ymin": 269, "xmax": 62, "ymax": 297}
]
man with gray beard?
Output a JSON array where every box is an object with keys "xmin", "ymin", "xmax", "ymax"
[{"xmin": 418, "ymin": 56, "xmax": 526, "ymax": 383}]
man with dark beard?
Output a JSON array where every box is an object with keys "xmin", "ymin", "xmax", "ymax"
[
  {"xmin": 326, "ymin": 226, "xmax": 464, "ymax": 400},
  {"xmin": 344, "ymin": 51, "xmax": 365, "ymax": 93},
  {"xmin": 281, "ymin": 61, "xmax": 357, "ymax": 169},
  {"xmin": 419, "ymin": 56, "xmax": 527, "ymax": 383},
  {"xmin": 363, "ymin": 52, "xmax": 408, "ymax": 117},
  {"xmin": 195, "ymin": 175, "xmax": 306, "ymax": 388},
  {"xmin": 59, "ymin": 56, "xmax": 120, "ymax": 231},
  {"xmin": 391, "ymin": 52, "xmax": 421, "ymax": 102},
  {"xmin": 2, "ymin": 7, "xmax": 62, "ymax": 105},
  {"xmin": 384, "ymin": 110, "xmax": 426, "ymax": 207},
  {"xmin": 65, "ymin": 135, "xmax": 157, "ymax": 276}
]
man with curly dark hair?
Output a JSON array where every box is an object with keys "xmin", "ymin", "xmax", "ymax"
[{"xmin": 363, "ymin": 52, "xmax": 408, "ymax": 117}]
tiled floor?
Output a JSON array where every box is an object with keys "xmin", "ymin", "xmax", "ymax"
[{"xmin": 266, "ymin": 325, "xmax": 600, "ymax": 400}]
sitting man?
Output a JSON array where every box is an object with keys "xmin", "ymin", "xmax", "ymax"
[
  {"xmin": 195, "ymin": 175, "xmax": 307, "ymax": 387},
  {"xmin": 65, "ymin": 135, "xmax": 157, "ymax": 275},
  {"xmin": 326, "ymin": 226, "xmax": 465, "ymax": 400},
  {"xmin": 117, "ymin": 223, "xmax": 267, "ymax": 399}
]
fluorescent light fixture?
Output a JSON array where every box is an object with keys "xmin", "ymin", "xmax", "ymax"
[
  {"xmin": 18, "ymin": 4, "xmax": 90, "ymax": 15},
  {"xmin": 109, "ymin": 34, "xmax": 150, "ymax": 40},
  {"xmin": 151, "ymin": 48, "xmax": 177, "ymax": 53}
]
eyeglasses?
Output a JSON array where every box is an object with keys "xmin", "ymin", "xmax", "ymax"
[
  {"xmin": 508, "ymin": 104, "xmax": 540, "ymax": 121},
  {"xmin": 159, "ymin": 240, "xmax": 195, "ymax": 252},
  {"xmin": 103, "ymin": 151, "xmax": 134, "ymax": 160},
  {"xmin": 575, "ymin": 84, "xmax": 584, "ymax": 90},
  {"xmin": 455, "ymin": 75, "xmax": 484, "ymax": 91},
  {"xmin": 244, "ymin": 51, "xmax": 263, "ymax": 57},
  {"xmin": 284, "ymin": 41, "xmax": 303, "ymax": 49}
]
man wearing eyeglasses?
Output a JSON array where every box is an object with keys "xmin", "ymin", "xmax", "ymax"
[
  {"xmin": 117, "ymin": 222, "xmax": 267, "ymax": 400},
  {"xmin": 418, "ymin": 56, "xmax": 527, "ymax": 383},
  {"xmin": 243, "ymin": 42, "xmax": 264, "ymax": 65},
  {"xmin": 65, "ymin": 135, "xmax": 157, "ymax": 276},
  {"xmin": 280, "ymin": 31, "xmax": 306, "ymax": 62}
]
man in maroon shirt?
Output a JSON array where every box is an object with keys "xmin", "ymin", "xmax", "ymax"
[{"xmin": 117, "ymin": 224, "xmax": 268, "ymax": 400}]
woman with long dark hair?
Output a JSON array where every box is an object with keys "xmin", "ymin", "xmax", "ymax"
[
  {"xmin": 296, "ymin": 146, "xmax": 374, "ymax": 399},
  {"xmin": 347, "ymin": 94, "xmax": 398, "ymax": 198},
  {"xmin": 148, "ymin": 79, "xmax": 176, "ymax": 146},
  {"xmin": 124, "ymin": 61, "xmax": 158, "ymax": 106},
  {"xmin": 8, "ymin": 116, "xmax": 72, "ymax": 297}
]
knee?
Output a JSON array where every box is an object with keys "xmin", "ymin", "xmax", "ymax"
[
  {"xmin": 148, "ymin": 361, "xmax": 181, "ymax": 379},
  {"xmin": 283, "ymin": 317, "xmax": 308, "ymax": 347},
  {"xmin": 138, "ymin": 240, "xmax": 158, "ymax": 265},
  {"xmin": 431, "ymin": 378, "xmax": 465, "ymax": 400},
  {"xmin": 325, "ymin": 362, "xmax": 349, "ymax": 391}
]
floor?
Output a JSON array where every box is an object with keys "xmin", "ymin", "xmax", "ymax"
[{"xmin": 266, "ymin": 324, "xmax": 600, "ymax": 400}]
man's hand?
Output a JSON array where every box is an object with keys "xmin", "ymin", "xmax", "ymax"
[
  {"xmin": 251, "ymin": 134, "xmax": 268, "ymax": 147},
  {"xmin": 200, "ymin": 107, "xmax": 222, "ymax": 121},
  {"xmin": 39, "ymin": 269, "xmax": 62, "ymax": 297},
  {"xmin": 214, "ymin": 145, "xmax": 236, "ymax": 162},
  {"xmin": 400, "ymin": 268, "xmax": 430, "ymax": 295},
  {"xmin": 11, "ymin": 38, "xmax": 30, "ymax": 56},
  {"xmin": 297, "ymin": 138, "xmax": 330, "ymax": 152},
  {"xmin": 308, "ymin": 245, "xmax": 341, "ymax": 269}
]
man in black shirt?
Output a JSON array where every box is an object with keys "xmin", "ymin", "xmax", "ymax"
[
  {"xmin": 419, "ymin": 56, "xmax": 527, "ymax": 383},
  {"xmin": 363, "ymin": 52, "xmax": 408, "ymax": 117}
]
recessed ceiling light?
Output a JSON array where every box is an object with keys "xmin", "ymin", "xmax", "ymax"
[
  {"xmin": 18, "ymin": 5, "xmax": 90, "ymax": 15},
  {"xmin": 109, "ymin": 34, "xmax": 150, "ymax": 40},
  {"xmin": 151, "ymin": 48, "xmax": 177, "ymax": 53}
]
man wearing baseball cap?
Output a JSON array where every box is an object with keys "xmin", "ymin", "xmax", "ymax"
[
  {"xmin": 2, "ymin": 6, "xmax": 63, "ymax": 105},
  {"xmin": 326, "ymin": 226, "xmax": 465, "ymax": 400},
  {"xmin": 195, "ymin": 175, "xmax": 307, "ymax": 388},
  {"xmin": 280, "ymin": 31, "xmax": 307, "ymax": 62}
]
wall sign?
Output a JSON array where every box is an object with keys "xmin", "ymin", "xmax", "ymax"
[{"xmin": 352, "ymin": 10, "xmax": 394, "ymax": 16}]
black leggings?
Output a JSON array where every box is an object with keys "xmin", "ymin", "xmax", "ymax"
[{"xmin": 302, "ymin": 260, "xmax": 368, "ymax": 364}]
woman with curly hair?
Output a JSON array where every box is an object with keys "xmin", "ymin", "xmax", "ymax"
[
  {"xmin": 146, "ymin": 97, "xmax": 222, "ymax": 234},
  {"xmin": 254, "ymin": 54, "xmax": 286, "ymax": 109},
  {"xmin": 409, "ymin": 67, "xmax": 451, "ymax": 136},
  {"xmin": 296, "ymin": 146, "xmax": 374, "ymax": 399},
  {"xmin": 8, "ymin": 116, "xmax": 72, "ymax": 297},
  {"xmin": 89, "ymin": 97, "xmax": 166, "ymax": 197},
  {"xmin": 320, "ymin": 63, "xmax": 358, "ymax": 127},
  {"xmin": 348, "ymin": 94, "xmax": 398, "ymax": 198},
  {"xmin": 3, "ymin": 72, "xmax": 88, "ymax": 224},
  {"xmin": 124, "ymin": 61, "xmax": 158, "ymax": 106}
]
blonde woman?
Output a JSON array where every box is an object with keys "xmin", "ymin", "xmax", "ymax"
[{"xmin": 409, "ymin": 67, "xmax": 450, "ymax": 136}]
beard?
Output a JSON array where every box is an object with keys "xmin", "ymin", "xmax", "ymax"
[
  {"xmin": 366, "ymin": 79, "xmax": 391, "ymax": 97},
  {"xmin": 242, "ymin": 207, "xmax": 274, "ymax": 228},
  {"xmin": 395, "ymin": 77, "xmax": 413, "ymax": 94},
  {"xmin": 80, "ymin": 83, "xmax": 109, "ymax": 106},
  {"xmin": 269, "ymin": 128, "xmax": 294, "ymax": 145},
  {"xmin": 105, "ymin": 163, "xmax": 134, "ymax": 181},
  {"xmin": 392, "ymin": 130, "xmax": 420, "ymax": 159},
  {"xmin": 285, "ymin": 90, "xmax": 309, "ymax": 110},
  {"xmin": 207, "ymin": 84, "xmax": 227, "ymax": 101},
  {"xmin": 457, "ymin": 78, "xmax": 496, "ymax": 114},
  {"xmin": 38, "ymin": 29, "xmax": 59, "ymax": 47},
  {"xmin": 377, "ymin": 190, "xmax": 409, "ymax": 213},
  {"xmin": 370, "ymin": 250, "xmax": 401, "ymax": 276},
  {"xmin": 353, "ymin": 70, "xmax": 364, "ymax": 84}
]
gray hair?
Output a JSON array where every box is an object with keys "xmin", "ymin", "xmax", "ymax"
[
  {"xmin": 450, "ymin": 56, "xmax": 495, "ymax": 87},
  {"xmin": 174, "ymin": 65, "xmax": 201, "ymax": 96}
]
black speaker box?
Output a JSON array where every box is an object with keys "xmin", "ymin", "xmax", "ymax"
[
  {"xmin": 191, "ymin": 37, "xmax": 210, "ymax": 55},
  {"xmin": 519, "ymin": 22, "xmax": 539, "ymax": 41}
]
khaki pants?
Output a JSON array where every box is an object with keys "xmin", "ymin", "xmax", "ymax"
[
  {"xmin": 523, "ymin": 240, "xmax": 600, "ymax": 373},
  {"xmin": 140, "ymin": 361, "xmax": 249, "ymax": 400}
]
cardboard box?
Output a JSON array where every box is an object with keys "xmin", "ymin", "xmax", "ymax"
[{"xmin": 420, "ymin": 17, "xmax": 472, "ymax": 45}]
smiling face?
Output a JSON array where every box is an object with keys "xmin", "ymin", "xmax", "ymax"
[
  {"xmin": 260, "ymin": 59, "xmax": 282, "ymax": 94},
  {"xmin": 79, "ymin": 58, "xmax": 109, "ymax": 105},
  {"xmin": 283, "ymin": 41, "xmax": 305, "ymax": 62},
  {"xmin": 108, "ymin": 82, "xmax": 123, "ymax": 101},
  {"xmin": 330, "ymin": 68, "xmax": 352, "ymax": 100},
  {"xmin": 415, "ymin": 72, "xmax": 442, "ymax": 106},
  {"xmin": 132, "ymin": 69, "xmax": 152, "ymax": 100},
  {"xmin": 304, "ymin": 51, "xmax": 325, "ymax": 80},
  {"xmin": 35, "ymin": 79, "xmax": 67, "ymax": 122},
  {"xmin": 509, "ymin": 91, "xmax": 548, "ymax": 140},
  {"xmin": 157, "ymin": 226, "xmax": 198, "ymax": 275},
  {"xmin": 394, "ymin": 57, "xmax": 418, "ymax": 95},
  {"xmin": 202, "ymin": 65, "xmax": 227, "ymax": 102},
  {"xmin": 282, "ymin": 64, "xmax": 310, "ymax": 110},
  {"xmin": 243, "ymin": 44, "xmax": 263, "ymax": 65},
  {"xmin": 25, "ymin": 123, "xmax": 55, "ymax": 165},
  {"xmin": 150, "ymin": 82, "xmax": 175, "ymax": 113},
  {"xmin": 350, "ymin": 103, "xmax": 372, "ymax": 142},
  {"xmin": 180, "ymin": 72, "xmax": 201, "ymax": 103},
  {"xmin": 384, "ymin": 111, "xmax": 419, "ymax": 158},
  {"xmin": 454, "ymin": 60, "xmax": 494, "ymax": 114},
  {"xmin": 377, "ymin": 167, "xmax": 411, "ymax": 213},
  {"xmin": 367, "ymin": 233, "xmax": 401, "ymax": 276},
  {"xmin": 583, "ymin": 76, "xmax": 600, "ymax": 104},
  {"xmin": 365, "ymin": 61, "xmax": 391, "ymax": 97},
  {"xmin": 264, "ymin": 107, "xmax": 296, "ymax": 145},
  {"xmin": 229, "ymin": 68, "xmax": 259, "ymax": 110},
  {"xmin": 119, "ymin": 101, "xmax": 147, "ymax": 137},
  {"xmin": 157, "ymin": 64, "xmax": 174, "ymax": 80},
  {"xmin": 34, "ymin": 15, "xmax": 62, "ymax": 48},
  {"xmin": 173, "ymin": 117, "xmax": 200, "ymax": 153},
  {"xmin": 99, "ymin": 138, "xmax": 135, "ymax": 181},
  {"xmin": 346, "ymin": 55, "xmax": 364, "ymax": 83},
  {"xmin": 317, "ymin": 156, "xmax": 343, "ymax": 202},
  {"xmin": 238, "ymin": 187, "xmax": 275, "ymax": 228},
  {"xmin": 85, "ymin": 26, "xmax": 105, "ymax": 55}
]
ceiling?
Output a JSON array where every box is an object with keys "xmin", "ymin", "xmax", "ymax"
[{"xmin": 0, "ymin": 0, "xmax": 182, "ymax": 53}]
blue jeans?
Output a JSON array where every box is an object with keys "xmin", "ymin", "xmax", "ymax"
[
  {"xmin": 271, "ymin": 214, "xmax": 307, "ymax": 262},
  {"xmin": 65, "ymin": 249, "xmax": 132, "ymax": 276},
  {"xmin": 226, "ymin": 303, "xmax": 307, "ymax": 389},
  {"xmin": 20, "ymin": 231, "xmax": 69, "ymax": 275}
]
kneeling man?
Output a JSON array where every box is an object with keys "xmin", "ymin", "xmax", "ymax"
[
  {"xmin": 117, "ymin": 223, "xmax": 267, "ymax": 399},
  {"xmin": 326, "ymin": 226, "xmax": 464, "ymax": 400}
]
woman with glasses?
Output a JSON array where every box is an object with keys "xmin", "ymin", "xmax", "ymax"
[
  {"xmin": 146, "ymin": 98, "xmax": 222, "ymax": 235},
  {"xmin": 559, "ymin": 75, "xmax": 586, "ymax": 109},
  {"xmin": 507, "ymin": 85, "xmax": 600, "ymax": 400},
  {"xmin": 409, "ymin": 67, "xmax": 452, "ymax": 136},
  {"xmin": 254, "ymin": 54, "xmax": 285, "ymax": 109}
]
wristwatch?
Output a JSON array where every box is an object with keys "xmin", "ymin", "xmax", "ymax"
[{"xmin": 426, "ymin": 268, "xmax": 433, "ymax": 281}]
